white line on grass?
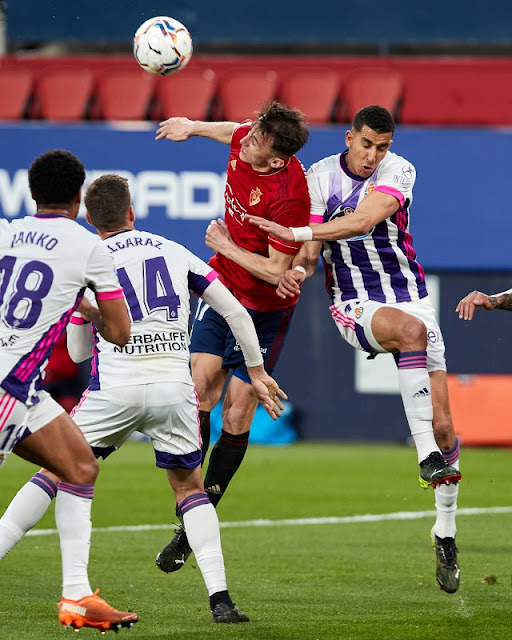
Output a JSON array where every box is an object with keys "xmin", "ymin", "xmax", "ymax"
[{"xmin": 25, "ymin": 506, "xmax": 512, "ymax": 537}]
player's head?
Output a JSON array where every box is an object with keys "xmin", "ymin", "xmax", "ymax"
[
  {"xmin": 239, "ymin": 101, "xmax": 309, "ymax": 171},
  {"xmin": 29, "ymin": 149, "xmax": 85, "ymax": 215},
  {"xmin": 345, "ymin": 105, "xmax": 394, "ymax": 179},
  {"xmin": 84, "ymin": 174, "xmax": 134, "ymax": 233}
]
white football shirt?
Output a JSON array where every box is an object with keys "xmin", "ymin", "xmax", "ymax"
[
  {"xmin": 71, "ymin": 230, "xmax": 218, "ymax": 389},
  {"xmin": 308, "ymin": 150, "xmax": 427, "ymax": 305},
  {"xmin": 0, "ymin": 214, "xmax": 123, "ymax": 404}
]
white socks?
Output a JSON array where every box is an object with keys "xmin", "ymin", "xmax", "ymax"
[
  {"xmin": 397, "ymin": 352, "xmax": 440, "ymax": 462},
  {"xmin": 179, "ymin": 493, "xmax": 227, "ymax": 596},
  {"xmin": 0, "ymin": 473, "xmax": 56, "ymax": 559},
  {"xmin": 55, "ymin": 483, "xmax": 94, "ymax": 601}
]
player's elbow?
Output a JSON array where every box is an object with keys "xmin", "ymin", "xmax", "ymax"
[{"xmin": 105, "ymin": 320, "xmax": 131, "ymax": 346}]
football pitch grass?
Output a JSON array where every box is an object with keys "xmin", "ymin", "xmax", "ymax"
[{"xmin": 1, "ymin": 442, "xmax": 511, "ymax": 640}]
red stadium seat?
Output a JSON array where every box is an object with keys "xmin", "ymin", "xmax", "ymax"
[
  {"xmin": 279, "ymin": 70, "xmax": 340, "ymax": 124},
  {"xmin": 95, "ymin": 70, "xmax": 155, "ymax": 121},
  {"xmin": 0, "ymin": 70, "xmax": 33, "ymax": 120},
  {"xmin": 339, "ymin": 69, "xmax": 403, "ymax": 122},
  {"xmin": 217, "ymin": 70, "xmax": 278, "ymax": 122},
  {"xmin": 153, "ymin": 68, "xmax": 216, "ymax": 121},
  {"xmin": 35, "ymin": 69, "xmax": 94, "ymax": 121}
]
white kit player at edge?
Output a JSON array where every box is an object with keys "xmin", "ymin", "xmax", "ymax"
[
  {"xmin": 0, "ymin": 173, "xmax": 286, "ymax": 625},
  {"xmin": 0, "ymin": 150, "xmax": 137, "ymax": 633}
]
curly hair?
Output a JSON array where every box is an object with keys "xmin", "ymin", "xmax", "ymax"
[
  {"xmin": 256, "ymin": 101, "xmax": 309, "ymax": 157},
  {"xmin": 352, "ymin": 105, "xmax": 395, "ymax": 135},
  {"xmin": 84, "ymin": 174, "xmax": 131, "ymax": 232},
  {"xmin": 28, "ymin": 149, "xmax": 85, "ymax": 207}
]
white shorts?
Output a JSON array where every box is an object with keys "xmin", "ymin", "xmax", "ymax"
[
  {"xmin": 329, "ymin": 296, "xmax": 446, "ymax": 372},
  {"xmin": 71, "ymin": 382, "xmax": 201, "ymax": 469},
  {"xmin": 0, "ymin": 390, "xmax": 64, "ymax": 467}
]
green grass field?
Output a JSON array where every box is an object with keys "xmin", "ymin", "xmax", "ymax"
[{"xmin": 1, "ymin": 442, "xmax": 511, "ymax": 640}]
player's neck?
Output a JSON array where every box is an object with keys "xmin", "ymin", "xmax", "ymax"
[
  {"xmin": 99, "ymin": 225, "xmax": 134, "ymax": 240},
  {"xmin": 36, "ymin": 208, "xmax": 74, "ymax": 219}
]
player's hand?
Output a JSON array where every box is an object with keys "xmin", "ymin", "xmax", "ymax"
[
  {"xmin": 277, "ymin": 269, "xmax": 305, "ymax": 299},
  {"xmin": 155, "ymin": 117, "xmax": 195, "ymax": 141},
  {"xmin": 76, "ymin": 297, "xmax": 98, "ymax": 322},
  {"xmin": 246, "ymin": 214, "xmax": 295, "ymax": 243},
  {"xmin": 247, "ymin": 365, "xmax": 288, "ymax": 420},
  {"xmin": 205, "ymin": 218, "xmax": 233, "ymax": 254},
  {"xmin": 455, "ymin": 290, "xmax": 495, "ymax": 320}
]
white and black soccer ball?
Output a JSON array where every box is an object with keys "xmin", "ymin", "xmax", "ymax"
[{"xmin": 133, "ymin": 16, "xmax": 193, "ymax": 76}]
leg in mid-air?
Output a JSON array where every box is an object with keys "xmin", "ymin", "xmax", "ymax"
[
  {"xmin": 369, "ymin": 306, "xmax": 461, "ymax": 487},
  {"xmin": 5, "ymin": 403, "xmax": 138, "ymax": 632},
  {"xmin": 429, "ymin": 369, "xmax": 460, "ymax": 593}
]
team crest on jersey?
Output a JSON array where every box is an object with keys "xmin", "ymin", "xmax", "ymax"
[
  {"xmin": 249, "ymin": 187, "xmax": 262, "ymax": 206},
  {"xmin": 230, "ymin": 160, "xmax": 237, "ymax": 171},
  {"xmin": 354, "ymin": 306, "xmax": 363, "ymax": 319},
  {"xmin": 367, "ymin": 182, "xmax": 375, "ymax": 195}
]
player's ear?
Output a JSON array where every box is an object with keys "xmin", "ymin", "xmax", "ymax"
[
  {"xmin": 85, "ymin": 211, "xmax": 93, "ymax": 227},
  {"xmin": 128, "ymin": 206, "xmax": 136, "ymax": 223},
  {"xmin": 270, "ymin": 157, "xmax": 285, "ymax": 169}
]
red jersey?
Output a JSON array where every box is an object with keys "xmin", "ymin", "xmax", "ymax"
[{"xmin": 209, "ymin": 123, "xmax": 310, "ymax": 311}]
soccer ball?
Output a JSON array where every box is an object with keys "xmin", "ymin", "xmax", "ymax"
[{"xmin": 133, "ymin": 16, "xmax": 193, "ymax": 76}]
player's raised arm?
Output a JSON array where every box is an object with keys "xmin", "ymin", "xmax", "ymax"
[
  {"xmin": 200, "ymin": 278, "xmax": 287, "ymax": 419},
  {"xmin": 156, "ymin": 117, "xmax": 238, "ymax": 144}
]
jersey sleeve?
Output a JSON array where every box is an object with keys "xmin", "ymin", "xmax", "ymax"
[
  {"xmin": 306, "ymin": 166, "xmax": 327, "ymax": 224},
  {"xmin": 84, "ymin": 240, "xmax": 124, "ymax": 300},
  {"xmin": 184, "ymin": 246, "xmax": 219, "ymax": 296},
  {"xmin": 374, "ymin": 157, "xmax": 416, "ymax": 207}
]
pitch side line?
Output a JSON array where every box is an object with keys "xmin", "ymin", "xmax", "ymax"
[{"xmin": 25, "ymin": 506, "xmax": 512, "ymax": 537}]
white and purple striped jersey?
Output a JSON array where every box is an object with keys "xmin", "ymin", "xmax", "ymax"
[
  {"xmin": 308, "ymin": 150, "xmax": 427, "ymax": 304},
  {"xmin": 0, "ymin": 214, "xmax": 124, "ymax": 405},
  {"xmin": 70, "ymin": 230, "xmax": 218, "ymax": 390}
]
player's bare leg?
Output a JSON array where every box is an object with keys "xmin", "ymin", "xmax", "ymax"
[
  {"xmin": 370, "ymin": 307, "xmax": 460, "ymax": 487},
  {"xmin": 12, "ymin": 414, "xmax": 138, "ymax": 630}
]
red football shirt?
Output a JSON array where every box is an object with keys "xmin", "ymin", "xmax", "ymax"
[{"xmin": 209, "ymin": 123, "xmax": 310, "ymax": 311}]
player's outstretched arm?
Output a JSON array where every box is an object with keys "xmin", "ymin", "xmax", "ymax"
[
  {"xmin": 456, "ymin": 289, "xmax": 512, "ymax": 320},
  {"xmin": 155, "ymin": 117, "xmax": 237, "ymax": 144}
]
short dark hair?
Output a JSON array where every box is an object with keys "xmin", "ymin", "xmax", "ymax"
[
  {"xmin": 256, "ymin": 101, "xmax": 309, "ymax": 157},
  {"xmin": 84, "ymin": 174, "xmax": 131, "ymax": 232},
  {"xmin": 352, "ymin": 105, "xmax": 395, "ymax": 135},
  {"xmin": 28, "ymin": 149, "xmax": 85, "ymax": 207}
]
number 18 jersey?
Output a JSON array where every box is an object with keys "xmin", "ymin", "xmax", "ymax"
[{"xmin": 0, "ymin": 214, "xmax": 123, "ymax": 404}]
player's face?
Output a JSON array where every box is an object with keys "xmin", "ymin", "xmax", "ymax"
[
  {"xmin": 345, "ymin": 125, "xmax": 393, "ymax": 178},
  {"xmin": 239, "ymin": 126, "xmax": 281, "ymax": 170}
]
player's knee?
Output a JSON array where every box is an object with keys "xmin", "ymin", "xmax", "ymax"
[
  {"xmin": 400, "ymin": 317, "xmax": 427, "ymax": 350},
  {"xmin": 62, "ymin": 456, "xmax": 99, "ymax": 485}
]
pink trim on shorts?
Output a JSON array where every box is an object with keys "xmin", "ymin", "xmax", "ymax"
[
  {"xmin": 206, "ymin": 270, "xmax": 219, "ymax": 282},
  {"xmin": 375, "ymin": 185, "xmax": 404, "ymax": 207},
  {"xmin": 329, "ymin": 304, "xmax": 356, "ymax": 330},
  {"xmin": 69, "ymin": 388, "xmax": 90, "ymax": 418},
  {"xmin": 0, "ymin": 393, "xmax": 17, "ymax": 432},
  {"xmin": 95, "ymin": 288, "xmax": 124, "ymax": 301}
]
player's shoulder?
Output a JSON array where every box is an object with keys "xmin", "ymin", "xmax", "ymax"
[
  {"xmin": 307, "ymin": 153, "xmax": 341, "ymax": 175},
  {"xmin": 380, "ymin": 150, "xmax": 416, "ymax": 173}
]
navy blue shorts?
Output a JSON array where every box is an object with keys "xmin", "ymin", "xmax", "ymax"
[{"xmin": 190, "ymin": 301, "xmax": 295, "ymax": 384}]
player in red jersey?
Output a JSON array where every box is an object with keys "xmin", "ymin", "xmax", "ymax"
[{"xmin": 154, "ymin": 101, "xmax": 310, "ymax": 572}]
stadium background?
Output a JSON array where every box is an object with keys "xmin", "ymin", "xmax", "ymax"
[{"xmin": 1, "ymin": 2, "xmax": 512, "ymax": 445}]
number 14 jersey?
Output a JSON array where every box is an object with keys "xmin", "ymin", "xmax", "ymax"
[{"xmin": 76, "ymin": 229, "xmax": 217, "ymax": 390}]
